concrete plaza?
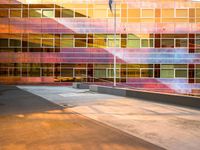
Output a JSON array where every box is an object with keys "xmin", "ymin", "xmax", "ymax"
[
  {"xmin": 0, "ymin": 85, "xmax": 164, "ymax": 150},
  {"xmin": 18, "ymin": 86, "xmax": 200, "ymax": 150}
]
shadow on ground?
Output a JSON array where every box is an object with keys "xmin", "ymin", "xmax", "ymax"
[
  {"xmin": 0, "ymin": 85, "xmax": 63, "ymax": 115},
  {"xmin": 0, "ymin": 85, "xmax": 165, "ymax": 150}
]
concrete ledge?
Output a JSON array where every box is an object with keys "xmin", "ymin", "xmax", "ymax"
[
  {"xmin": 89, "ymin": 85, "xmax": 200, "ymax": 109},
  {"xmin": 72, "ymin": 82, "xmax": 89, "ymax": 89},
  {"xmin": 90, "ymin": 85, "xmax": 126, "ymax": 97}
]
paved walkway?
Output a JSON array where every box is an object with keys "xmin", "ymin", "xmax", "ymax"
[
  {"xmin": 0, "ymin": 85, "xmax": 164, "ymax": 150},
  {"xmin": 18, "ymin": 86, "xmax": 200, "ymax": 150}
]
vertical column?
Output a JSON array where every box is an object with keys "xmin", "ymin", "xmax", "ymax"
[
  {"xmin": 188, "ymin": 64, "xmax": 195, "ymax": 83},
  {"xmin": 155, "ymin": 34, "xmax": 160, "ymax": 48},
  {"xmin": 87, "ymin": 64, "xmax": 93, "ymax": 82},
  {"xmin": 154, "ymin": 64, "xmax": 160, "ymax": 78},
  {"xmin": 189, "ymin": 33, "xmax": 195, "ymax": 53}
]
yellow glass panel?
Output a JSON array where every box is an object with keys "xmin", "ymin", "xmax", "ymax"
[
  {"xmin": 162, "ymin": 9, "xmax": 174, "ymax": 18},
  {"xmin": 142, "ymin": 9, "xmax": 154, "ymax": 18},
  {"xmin": 75, "ymin": 9, "xmax": 87, "ymax": 17},
  {"xmin": 62, "ymin": 4, "xmax": 87, "ymax": 9},
  {"xmin": 174, "ymin": 18, "xmax": 188, "ymax": 22},
  {"xmin": 128, "ymin": 18, "xmax": 140, "ymax": 22},
  {"xmin": 121, "ymin": 9, "xmax": 127, "ymax": 18},
  {"xmin": 93, "ymin": 39, "xmax": 106, "ymax": 48},
  {"xmin": 88, "ymin": 9, "xmax": 93, "ymax": 17},
  {"xmin": 128, "ymin": 9, "xmax": 140, "ymax": 17},
  {"xmin": 196, "ymin": 8, "xmax": 200, "ymax": 17},
  {"xmin": 141, "ymin": 18, "xmax": 155, "ymax": 22},
  {"xmin": 93, "ymin": 4, "xmax": 107, "ymax": 9},
  {"xmin": 60, "ymin": 39, "xmax": 73, "ymax": 48},
  {"xmin": 108, "ymin": 9, "xmax": 120, "ymax": 17},
  {"xmin": 42, "ymin": 39, "xmax": 54, "ymax": 47},
  {"xmin": 29, "ymin": 9, "xmax": 41, "ymax": 17},
  {"xmin": 10, "ymin": 9, "xmax": 21, "ymax": 18},
  {"xmin": 162, "ymin": 18, "xmax": 174, "ymax": 22},
  {"xmin": 176, "ymin": 9, "xmax": 188, "ymax": 18},
  {"xmin": 93, "ymin": 9, "xmax": 107, "ymax": 18}
]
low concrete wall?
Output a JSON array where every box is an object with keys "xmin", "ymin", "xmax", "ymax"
[
  {"xmin": 72, "ymin": 82, "xmax": 89, "ymax": 89},
  {"xmin": 90, "ymin": 85, "xmax": 126, "ymax": 96},
  {"xmin": 89, "ymin": 85, "xmax": 200, "ymax": 109}
]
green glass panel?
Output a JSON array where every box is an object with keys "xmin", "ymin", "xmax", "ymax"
[
  {"xmin": 107, "ymin": 39, "xmax": 120, "ymax": 47},
  {"xmin": 141, "ymin": 69, "xmax": 153, "ymax": 77},
  {"xmin": 75, "ymin": 39, "xmax": 86, "ymax": 47},
  {"xmin": 141, "ymin": 39, "xmax": 148, "ymax": 47},
  {"xmin": 127, "ymin": 39, "xmax": 140, "ymax": 48},
  {"xmin": 0, "ymin": 39, "xmax": 8, "ymax": 47},
  {"xmin": 127, "ymin": 69, "xmax": 140, "ymax": 77},
  {"xmin": 94, "ymin": 69, "xmax": 106, "ymax": 78},
  {"xmin": 128, "ymin": 34, "xmax": 140, "ymax": 39},
  {"xmin": 42, "ymin": 9, "xmax": 54, "ymax": 18},
  {"xmin": 107, "ymin": 69, "xmax": 120, "ymax": 78},
  {"xmin": 62, "ymin": 9, "xmax": 74, "ymax": 17},
  {"xmin": 29, "ymin": 9, "xmax": 41, "ymax": 17},
  {"xmin": 175, "ymin": 70, "xmax": 187, "ymax": 78},
  {"xmin": 160, "ymin": 69, "xmax": 174, "ymax": 78},
  {"xmin": 10, "ymin": 39, "xmax": 21, "ymax": 47},
  {"xmin": 196, "ymin": 69, "xmax": 200, "ymax": 78},
  {"xmin": 176, "ymin": 39, "xmax": 187, "ymax": 47},
  {"xmin": 61, "ymin": 39, "xmax": 73, "ymax": 47}
]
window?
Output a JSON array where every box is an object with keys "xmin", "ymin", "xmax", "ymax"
[
  {"xmin": 75, "ymin": 9, "xmax": 87, "ymax": 17},
  {"xmin": 10, "ymin": 9, "xmax": 22, "ymax": 18},
  {"xmin": 127, "ymin": 69, "xmax": 140, "ymax": 77},
  {"xmin": 196, "ymin": 8, "xmax": 200, "ymax": 17},
  {"xmin": 141, "ymin": 39, "xmax": 154, "ymax": 48},
  {"xmin": 10, "ymin": 39, "xmax": 21, "ymax": 47},
  {"xmin": 61, "ymin": 68, "xmax": 73, "ymax": 77},
  {"xmin": 60, "ymin": 39, "xmax": 73, "ymax": 48},
  {"xmin": 75, "ymin": 39, "xmax": 87, "ymax": 47},
  {"xmin": 128, "ymin": 9, "xmax": 140, "ymax": 17},
  {"xmin": 0, "ymin": 39, "xmax": 8, "ymax": 47},
  {"xmin": 175, "ymin": 70, "xmax": 187, "ymax": 78},
  {"xmin": 107, "ymin": 39, "xmax": 120, "ymax": 47},
  {"xmin": 74, "ymin": 69, "xmax": 86, "ymax": 77},
  {"xmin": 94, "ymin": 69, "xmax": 106, "ymax": 78},
  {"xmin": 107, "ymin": 69, "xmax": 120, "ymax": 78},
  {"xmin": 27, "ymin": 67, "xmax": 40, "ymax": 77},
  {"xmin": 62, "ymin": 9, "xmax": 74, "ymax": 17},
  {"xmin": 162, "ymin": 9, "xmax": 174, "ymax": 18},
  {"xmin": 42, "ymin": 9, "xmax": 54, "ymax": 18},
  {"xmin": 141, "ymin": 69, "xmax": 153, "ymax": 77},
  {"xmin": 93, "ymin": 9, "xmax": 107, "ymax": 18},
  {"xmin": 42, "ymin": 39, "xmax": 54, "ymax": 47},
  {"xmin": 127, "ymin": 39, "xmax": 140, "ymax": 48},
  {"xmin": 195, "ymin": 39, "xmax": 200, "ymax": 48},
  {"xmin": 93, "ymin": 39, "xmax": 106, "ymax": 48},
  {"xmin": 196, "ymin": 69, "xmax": 200, "ymax": 78},
  {"xmin": 0, "ymin": 9, "xmax": 8, "ymax": 18},
  {"xmin": 42, "ymin": 68, "xmax": 53, "ymax": 76},
  {"xmin": 176, "ymin": 39, "xmax": 188, "ymax": 47},
  {"xmin": 29, "ymin": 9, "xmax": 41, "ymax": 17},
  {"xmin": 28, "ymin": 39, "xmax": 41, "ymax": 47},
  {"xmin": 176, "ymin": 9, "xmax": 188, "ymax": 18},
  {"xmin": 161, "ymin": 39, "xmax": 174, "ymax": 48},
  {"xmin": 142, "ymin": 9, "xmax": 154, "ymax": 18},
  {"xmin": 160, "ymin": 69, "xmax": 174, "ymax": 78}
]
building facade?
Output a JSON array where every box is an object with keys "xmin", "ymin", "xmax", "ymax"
[{"xmin": 0, "ymin": 0, "xmax": 200, "ymax": 95}]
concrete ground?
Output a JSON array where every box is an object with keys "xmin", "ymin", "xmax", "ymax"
[
  {"xmin": 18, "ymin": 86, "xmax": 200, "ymax": 150},
  {"xmin": 0, "ymin": 85, "xmax": 164, "ymax": 150}
]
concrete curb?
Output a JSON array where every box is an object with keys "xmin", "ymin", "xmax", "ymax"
[
  {"xmin": 89, "ymin": 85, "xmax": 200, "ymax": 109},
  {"xmin": 72, "ymin": 82, "xmax": 89, "ymax": 89}
]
